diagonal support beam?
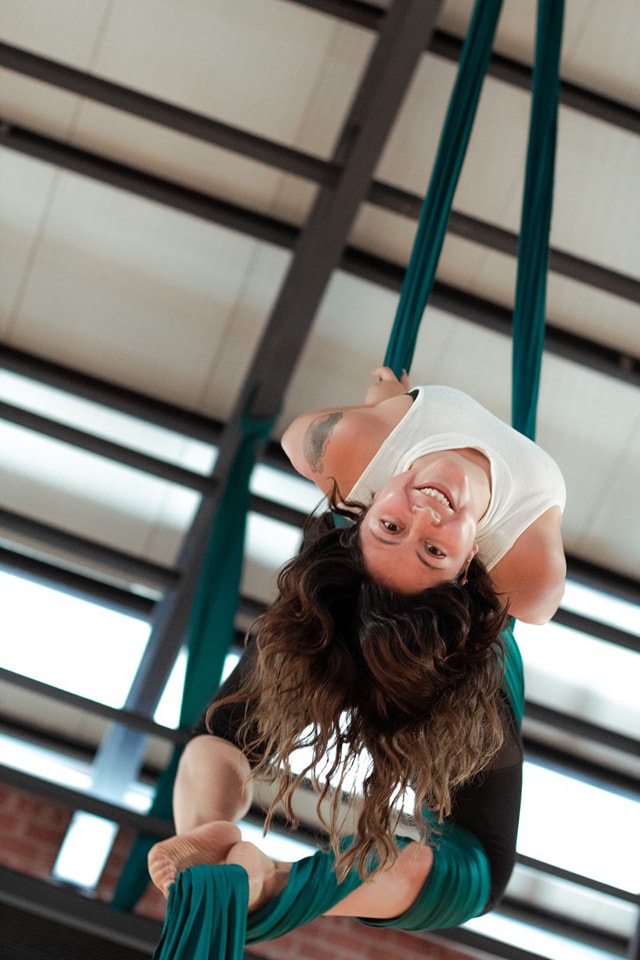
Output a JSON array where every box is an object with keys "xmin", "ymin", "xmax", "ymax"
[
  {"xmin": 234, "ymin": 0, "xmax": 447, "ymax": 422},
  {"xmin": 88, "ymin": 0, "xmax": 446, "ymax": 801}
]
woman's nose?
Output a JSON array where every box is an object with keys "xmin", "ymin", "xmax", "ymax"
[{"xmin": 412, "ymin": 499, "xmax": 441, "ymax": 523}]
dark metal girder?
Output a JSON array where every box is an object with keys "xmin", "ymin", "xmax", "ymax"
[
  {"xmin": 2, "ymin": 124, "xmax": 639, "ymax": 384},
  {"xmin": 554, "ymin": 606, "xmax": 640, "ymax": 654},
  {"xmin": 0, "ymin": 122, "xmax": 297, "ymax": 251},
  {"xmin": 430, "ymin": 30, "xmax": 640, "ymax": 135},
  {"xmin": 515, "ymin": 853, "xmax": 639, "ymax": 907},
  {"xmin": 523, "ymin": 737, "xmax": 639, "ymax": 798},
  {"xmin": 0, "ymin": 764, "xmax": 173, "ymax": 837},
  {"xmin": 0, "ymin": 398, "xmax": 214, "ymax": 493},
  {"xmin": 2, "ymin": 42, "xmax": 639, "ymax": 308},
  {"xmin": 524, "ymin": 701, "xmax": 639, "ymax": 764},
  {"xmin": 0, "ymin": 506, "xmax": 178, "ymax": 589},
  {"xmin": 443, "ymin": 921, "xmax": 627, "ymax": 960},
  {"xmin": 0, "ymin": 39, "xmax": 337, "ymax": 187},
  {"xmin": 369, "ymin": 181, "xmax": 640, "ymax": 305},
  {"xmin": 289, "ymin": 3, "xmax": 640, "ymax": 134},
  {"xmin": 0, "ymin": 343, "xmax": 224, "ymax": 444},
  {"xmin": 0, "ymin": 868, "xmax": 162, "ymax": 956},
  {"xmin": 345, "ymin": 247, "xmax": 640, "ymax": 384},
  {"xmin": 234, "ymin": 0, "xmax": 447, "ymax": 422},
  {"xmin": 493, "ymin": 897, "xmax": 630, "ymax": 958},
  {"xmin": 567, "ymin": 555, "xmax": 640, "ymax": 606},
  {"xmin": 0, "ymin": 667, "xmax": 188, "ymax": 746},
  {"xmin": 0, "ymin": 545, "xmax": 154, "ymax": 618}
]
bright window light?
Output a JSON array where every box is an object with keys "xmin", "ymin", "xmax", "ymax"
[
  {"xmin": 515, "ymin": 618, "xmax": 640, "ymax": 738},
  {"xmin": 0, "ymin": 369, "xmax": 216, "ymax": 473},
  {"xmin": 53, "ymin": 812, "xmax": 119, "ymax": 888},
  {"xmin": 562, "ymin": 579, "xmax": 640, "ymax": 636},
  {"xmin": 0, "ymin": 732, "xmax": 152, "ymax": 812},
  {"xmin": 0, "ymin": 570, "xmax": 150, "ymax": 707},
  {"xmin": 519, "ymin": 762, "xmax": 640, "ymax": 892},
  {"xmin": 246, "ymin": 512, "xmax": 303, "ymax": 569},
  {"xmin": 154, "ymin": 648, "xmax": 241, "ymax": 729},
  {"xmin": 250, "ymin": 463, "xmax": 320, "ymax": 514},
  {"xmin": 464, "ymin": 911, "xmax": 621, "ymax": 960}
]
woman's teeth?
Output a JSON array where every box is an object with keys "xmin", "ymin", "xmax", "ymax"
[{"xmin": 419, "ymin": 486, "xmax": 452, "ymax": 509}]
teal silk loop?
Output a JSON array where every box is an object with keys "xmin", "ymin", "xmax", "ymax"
[
  {"xmin": 112, "ymin": 413, "xmax": 274, "ymax": 912},
  {"xmin": 360, "ymin": 822, "xmax": 490, "ymax": 932},
  {"xmin": 511, "ymin": 0, "xmax": 564, "ymax": 440},
  {"xmin": 501, "ymin": 619, "xmax": 525, "ymax": 728},
  {"xmin": 147, "ymin": 616, "xmax": 526, "ymax": 954},
  {"xmin": 152, "ymin": 865, "xmax": 249, "ymax": 960},
  {"xmin": 383, "ymin": 0, "xmax": 503, "ymax": 378},
  {"xmin": 246, "ymin": 839, "xmax": 369, "ymax": 942}
]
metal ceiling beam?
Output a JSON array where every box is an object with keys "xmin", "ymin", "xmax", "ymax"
[
  {"xmin": 2, "ymin": 43, "xmax": 638, "ymax": 308},
  {"xmin": 431, "ymin": 29, "xmax": 640, "ymax": 135},
  {"xmin": 369, "ymin": 181, "xmax": 640, "ymax": 304},
  {"xmin": 345, "ymin": 250, "xmax": 640, "ymax": 386},
  {"xmin": 3, "ymin": 123, "xmax": 638, "ymax": 387},
  {"xmin": 0, "ymin": 399, "xmax": 214, "ymax": 493},
  {"xmin": 0, "ymin": 545, "xmax": 154, "ymax": 618},
  {"xmin": 289, "ymin": 2, "xmax": 640, "ymax": 134},
  {"xmin": 0, "ymin": 344, "xmax": 638, "ymax": 605},
  {"xmin": 0, "ymin": 867, "xmax": 162, "ymax": 956},
  {"xmin": 0, "ymin": 506, "xmax": 178, "ymax": 589},
  {"xmin": 233, "ymin": 0, "xmax": 446, "ymax": 421},
  {"xmin": 3, "ymin": 13, "xmax": 638, "ymax": 137},
  {"xmin": 0, "ymin": 667, "xmax": 187, "ymax": 745},
  {"xmin": 0, "ymin": 342, "xmax": 223, "ymax": 444},
  {"xmin": 0, "ymin": 40, "xmax": 337, "ymax": 187}
]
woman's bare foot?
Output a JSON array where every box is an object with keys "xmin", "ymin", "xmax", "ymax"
[
  {"xmin": 148, "ymin": 820, "xmax": 242, "ymax": 897},
  {"xmin": 224, "ymin": 841, "xmax": 292, "ymax": 912}
]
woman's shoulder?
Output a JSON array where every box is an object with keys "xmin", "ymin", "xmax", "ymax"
[{"xmin": 282, "ymin": 395, "xmax": 413, "ymax": 497}]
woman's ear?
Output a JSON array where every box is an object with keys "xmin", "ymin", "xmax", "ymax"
[{"xmin": 459, "ymin": 545, "xmax": 478, "ymax": 585}]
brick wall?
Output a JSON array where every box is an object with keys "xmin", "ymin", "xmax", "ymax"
[{"xmin": 0, "ymin": 784, "xmax": 488, "ymax": 960}]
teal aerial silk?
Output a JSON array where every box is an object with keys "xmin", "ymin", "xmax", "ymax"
[
  {"xmin": 149, "ymin": 0, "xmax": 562, "ymax": 955},
  {"xmin": 384, "ymin": 0, "xmax": 503, "ymax": 378},
  {"xmin": 113, "ymin": 412, "xmax": 273, "ymax": 911},
  {"xmin": 511, "ymin": 0, "xmax": 563, "ymax": 441}
]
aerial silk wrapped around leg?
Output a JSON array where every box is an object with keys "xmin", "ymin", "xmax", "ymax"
[
  {"xmin": 150, "ymin": 0, "xmax": 561, "ymax": 954},
  {"xmin": 151, "ymin": 627, "xmax": 523, "ymax": 957}
]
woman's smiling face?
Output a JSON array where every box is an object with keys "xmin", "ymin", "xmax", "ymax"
[{"xmin": 359, "ymin": 453, "xmax": 481, "ymax": 594}]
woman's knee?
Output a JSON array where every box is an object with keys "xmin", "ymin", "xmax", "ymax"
[{"xmin": 394, "ymin": 842, "xmax": 434, "ymax": 889}]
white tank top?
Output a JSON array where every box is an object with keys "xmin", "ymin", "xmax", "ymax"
[{"xmin": 347, "ymin": 386, "xmax": 566, "ymax": 570}]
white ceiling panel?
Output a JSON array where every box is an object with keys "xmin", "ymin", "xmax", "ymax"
[
  {"xmin": 0, "ymin": 0, "xmax": 110, "ymax": 61},
  {"xmin": 5, "ymin": 169, "xmax": 290, "ymax": 415},
  {"xmin": 93, "ymin": 0, "xmax": 372, "ymax": 157},
  {"xmin": 440, "ymin": 0, "xmax": 640, "ymax": 106},
  {"xmin": 0, "ymin": 149, "xmax": 59, "ymax": 333}
]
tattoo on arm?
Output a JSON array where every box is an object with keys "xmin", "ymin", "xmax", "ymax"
[{"xmin": 303, "ymin": 412, "xmax": 343, "ymax": 474}]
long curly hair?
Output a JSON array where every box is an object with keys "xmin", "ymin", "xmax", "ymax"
[{"xmin": 207, "ymin": 503, "xmax": 510, "ymax": 880}]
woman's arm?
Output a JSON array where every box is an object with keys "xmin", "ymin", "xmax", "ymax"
[
  {"xmin": 281, "ymin": 368, "xmax": 410, "ymax": 496},
  {"xmin": 490, "ymin": 506, "xmax": 566, "ymax": 624}
]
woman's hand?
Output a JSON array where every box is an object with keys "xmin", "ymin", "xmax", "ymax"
[{"xmin": 365, "ymin": 367, "xmax": 410, "ymax": 406}]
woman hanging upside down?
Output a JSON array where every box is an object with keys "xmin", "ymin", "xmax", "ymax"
[{"xmin": 148, "ymin": 367, "xmax": 566, "ymax": 930}]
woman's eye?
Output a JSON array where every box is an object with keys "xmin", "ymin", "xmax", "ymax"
[
  {"xmin": 426, "ymin": 544, "xmax": 445, "ymax": 557},
  {"xmin": 382, "ymin": 520, "xmax": 400, "ymax": 533}
]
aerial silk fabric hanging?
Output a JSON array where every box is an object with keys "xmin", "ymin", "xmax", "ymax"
[
  {"xmin": 149, "ymin": 0, "xmax": 563, "ymax": 955},
  {"xmin": 113, "ymin": 412, "xmax": 274, "ymax": 911}
]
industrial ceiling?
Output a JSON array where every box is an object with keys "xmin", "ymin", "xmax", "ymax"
[{"xmin": 0, "ymin": 1, "xmax": 638, "ymax": 958}]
